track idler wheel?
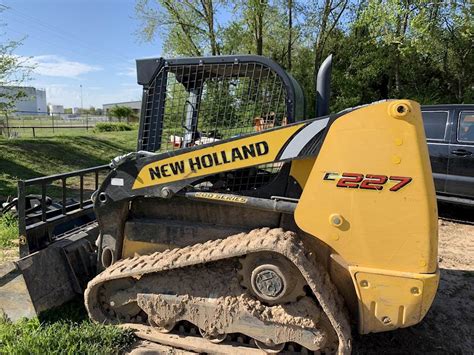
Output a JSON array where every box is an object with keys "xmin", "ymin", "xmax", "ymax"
[
  {"xmin": 199, "ymin": 328, "xmax": 227, "ymax": 343},
  {"xmin": 254, "ymin": 339, "xmax": 285, "ymax": 353},
  {"xmin": 99, "ymin": 278, "xmax": 142, "ymax": 322},
  {"xmin": 149, "ymin": 319, "xmax": 175, "ymax": 333},
  {"xmin": 240, "ymin": 252, "xmax": 306, "ymax": 305}
]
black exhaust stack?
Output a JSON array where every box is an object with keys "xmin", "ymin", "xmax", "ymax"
[{"xmin": 315, "ymin": 54, "xmax": 333, "ymax": 117}]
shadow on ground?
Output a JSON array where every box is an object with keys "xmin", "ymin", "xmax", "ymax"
[{"xmin": 38, "ymin": 297, "xmax": 89, "ymax": 325}]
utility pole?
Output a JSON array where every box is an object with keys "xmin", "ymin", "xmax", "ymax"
[
  {"xmin": 80, "ymin": 84, "xmax": 83, "ymax": 112},
  {"xmin": 80, "ymin": 84, "xmax": 87, "ymax": 130}
]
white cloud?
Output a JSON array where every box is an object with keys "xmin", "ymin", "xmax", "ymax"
[
  {"xmin": 26, "ymin": 55, "xmax": 101, "ymax": 78},
  {"xmin": 117, "ymin": 65, "xmax": 136, "ymax": 78}
]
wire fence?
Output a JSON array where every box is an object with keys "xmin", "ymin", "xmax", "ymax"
[{"xmin": 0, "ymin": 111, "xmax": 133, "ymax": 138}]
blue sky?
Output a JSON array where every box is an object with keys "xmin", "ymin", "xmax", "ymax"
[{"xmin": 1, "ymin": 0, "xmax": 164, "ymax": 108}]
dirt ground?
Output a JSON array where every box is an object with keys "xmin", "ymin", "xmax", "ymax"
[
  {"xmin": 127, "ymin": 219, "xmax": 473, "ymax": 354},
  {"xmin": 0, "ymin": 248, "xmax": 18, "ymax": 263},
  {"xmin": 352, "ymin": 220, "xmax": 473, "ymax": 354}
]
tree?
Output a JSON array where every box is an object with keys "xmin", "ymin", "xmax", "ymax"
[
  {"xmin": 109, "ymin": 106, "xmax": 137, "ymax": 123},
  {"xmin": 0, "ymin": 7, "xmax": 33, "ymax": 114},
  {"xmin": 135, "ymin": 0, "xmax": 222, "ymax": 56},
  {"xmin": 134, "ymin": 0, "xmax": 473, "ymax": 115},
  {"xmin": 298, "ymin": 0, "xmax": 348, "ymax": 95},
  {"xmin": 352, "ymin": 0, "xmax": 473, "ymax": 103},
  {"xmin": 432, "ymin": 2, "xmax": 473, "ymax": 102},
  {"xmin": 87, "ymin": 106, "xmax": 97, "ymax": 115},
  {"xmin": 242, "ymin": 0, "xmax": 268, "ymax": 55}
]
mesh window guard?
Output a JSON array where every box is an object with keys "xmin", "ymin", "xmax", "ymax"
[{"xmin": 138, "ymin": 58, "xmax": 297, "ymax": 193}]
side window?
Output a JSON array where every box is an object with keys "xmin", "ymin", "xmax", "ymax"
[
  {"xmin": 421, "ymin": 111, "xmax": 448, "ymax": 140},
  {"xmin": 458, "ymin": 111, "xmax": 474, "ymax": 143}
]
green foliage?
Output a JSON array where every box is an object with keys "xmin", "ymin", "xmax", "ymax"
[
  {"xmin": 0, "ymin": 300, "xmax": 135, "ymax": 354},
  {"xmin": 136, "ymin": 0, "xmax": 473, "ymax": 115},
  {"xmin": 108, "ymin": 106, "xmax": 137, "ymax": 123},
  {"xmin": 135, "ymin": 0, "xmax": 221, "ymax": 56},
  {"xmin": 93, "ymin": 122, "xmax": 136, "ymax": 132},
  {"xmin": 0, "ymin": 212, "xmax": 17, "ymax": 248}
]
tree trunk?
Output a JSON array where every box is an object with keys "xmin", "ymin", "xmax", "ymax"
[
  {"xmin": 201, "ymin": 0, "xmax": 220, "ymax": 55},
  {"xmin": 287, "ymin": 0, "xmax": 292, "ymax": 71},
  {"xmin": 313, "ymin": 0, "xmax": 331, "ymax": 79},
  {"xmin": 394, "ymin": 51, "xmax": 400, "ymax": 95},
  {"xmin": 393, "ymin": 6, "xmax": 409, "ymax": 96},
  {"xmin": 256, "ymin": 9, "xmax": 263, "ymax": 55},
  {"xmin": 246, "ymin": 0, "xmax": 266, "ymax": 56}
]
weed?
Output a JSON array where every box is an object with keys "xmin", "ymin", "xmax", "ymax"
[{"xmin": 0, "ymin": 213, "xmax": 18, "ymax": 248}]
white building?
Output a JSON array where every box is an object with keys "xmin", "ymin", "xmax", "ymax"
[
  {"xmin": 0, "ymin": 86, "xmax": 47, "ymax": 114},
  {"xmin": 48, "ymin": 104, "xmax": 64, "ymax": 115}
]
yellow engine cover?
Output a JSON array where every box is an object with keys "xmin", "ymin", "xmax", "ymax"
[{"xmin": 294, "ymin": 100, "xmax": 439, "ymax": 333}]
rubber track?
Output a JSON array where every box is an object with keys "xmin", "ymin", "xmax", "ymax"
[
  {"xmin": 439, "ymin": 216, "xmax": 474, "ymax": 226},
  {"xmin": 85, "ymin": 228, "xmax": 352, "ymax": 354}
]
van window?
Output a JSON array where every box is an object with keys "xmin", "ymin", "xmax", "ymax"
[
  {"xmin": 421, "ymin": 111, "xmax": 448, "ymax": 140},
  {"xmin": 458, "ymin": 111, "xmax": 474, "ymax": 143}
]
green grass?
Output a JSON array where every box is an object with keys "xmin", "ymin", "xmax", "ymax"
[
  {"xmin": 0, "ymin": 299, "xmax": 136, "ymax": 354},
  {"xmin": 0, "ymin": 213, "xmax": 17, "ymax": 248},
  {"xmin": 0, "ymin": 131, "xmax": 138, "ymax": 353},
  {"xmin": 3, "ymin": 117, "xmax": 137, "ymax": 138},
  {"xmin": 0, "ymin": 130, "xmax": 137, "ymax": 198},
  {"xmin": 4, "ymin": 117, "xmax": 94, "ymax": 138}
]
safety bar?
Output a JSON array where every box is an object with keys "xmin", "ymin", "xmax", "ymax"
[{"xmin": 17, "ymin": 165, "xmax": 110, "ymax": 257}]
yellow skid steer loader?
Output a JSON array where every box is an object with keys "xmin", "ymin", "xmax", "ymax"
[{"xmin": 1, "ymin": 55, "xmax": 439, "ymax": 354}]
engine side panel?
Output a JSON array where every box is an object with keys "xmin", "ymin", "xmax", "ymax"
[
  {"xmin": 294, "ymin": 100, "xmax": 439, "ymax": 333},
  {"xmin": 295, "ymin": 100, "xmax": 437, "ymax": 272}
]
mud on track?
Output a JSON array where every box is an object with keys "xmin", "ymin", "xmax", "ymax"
[{"xmin": 127, "ymin": 219, "xmax": 474, "ymax": 354}]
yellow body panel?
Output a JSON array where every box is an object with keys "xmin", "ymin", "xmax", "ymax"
[
  {"xmin": 295, "ymin": 100, "xmax": 437, "ymax": 273},
  {"xmin": 350, "ymin": 266, "xmax": 439, "ymax": 333},
  {"xmin": 122, "ymin": 238, "xmax": 170, "ymax": 258},
  {"xmin": 290, "ymin": 157, "xmax": 315, "ymax": 188},
  {"xmin": 294, "ymin": 100, "xmax": 438, "ymax": 333},
  {"xmin": 133, "ymin": 123, "xmax": 304, "ymax": 189}
]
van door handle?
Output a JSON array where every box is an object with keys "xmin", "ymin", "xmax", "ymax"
[{"xmin": 451, "ymin": 149, "xmax": 472, "ymax": 156}]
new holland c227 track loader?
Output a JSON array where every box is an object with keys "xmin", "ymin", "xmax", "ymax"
[
  {"xmin": 0, "ymin": 54, "xmax": 439, "ymax": 354},
  {"xmin": 82, "ymin": 55, "xmax": 439, "ymax": 354}
]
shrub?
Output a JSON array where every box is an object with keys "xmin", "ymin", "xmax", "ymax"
[{"xmin": 93, "ymin": 122, "xmax": 136, "ymax": 132}]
